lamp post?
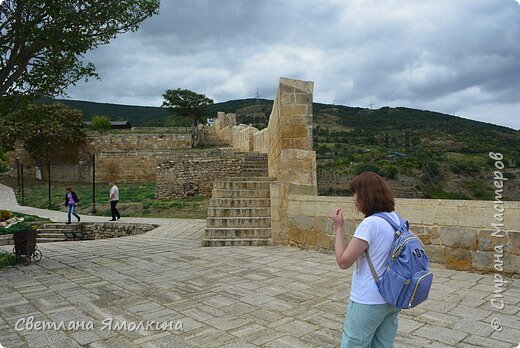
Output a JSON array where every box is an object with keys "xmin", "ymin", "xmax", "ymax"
[
  {"xmin": 47, "ymin": 159, "xmax": 51, "ymax": 209},
  {"xmin": 80, "ymin": 151, "xmax": 96, "ymax": 213},
  {"xmin": 15, "ymin": 155, "xmax": 20, "ymax": 194},
  {"xmin": 20, "ymin": 162, "xmax": 24, "ymax": 204},
  {"xmin": 91, "ymin": 153, "xmax": 96, "ymax": 213}
]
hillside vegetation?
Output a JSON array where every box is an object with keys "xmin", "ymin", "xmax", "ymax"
[{"xmin": 38, "ymin": 97, "xmax": 520, "ymax": 200}]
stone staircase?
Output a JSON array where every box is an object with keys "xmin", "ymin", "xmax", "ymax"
[
  {"xmin": 242, "ymin": 153, "xmax": 269, "ymax": 177},
  {"xmin": 36, "ymin": 223, "xmax": 79, "ymax": 243},
  {"xmin": 203, "ymin": 176, "xmax": 275, "ymax": 246}
]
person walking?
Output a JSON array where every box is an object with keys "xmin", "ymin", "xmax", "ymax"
[
  {"xmin": 109, "ymin": 181, "xmax": 121, "ymax": 221},
  {"xmin": 64, "ymin": 187, "xmax": 80, "ymax": 224},
  {"xmin": 332, "ymin": 171, "xmax": 401, "ymax": 348}
]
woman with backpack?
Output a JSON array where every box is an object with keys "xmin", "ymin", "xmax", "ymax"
[
  {"xmin": 332, "ymin": 171, "xmax": 402, "ymax": 348},
  {"xmin": 64, "ymin": 187, "xmax": 80, "ymax": 224}
]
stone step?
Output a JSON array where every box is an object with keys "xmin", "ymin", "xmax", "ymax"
[
  {"xmin": 205, "ymin": 227, "xmax": 271, "ymax": 239},
  {"xmin": 36, "ymin": 237, "xmax": 67, "ymax": 243},
  {"xmin": 37, "ymin": 232, "xmax": 67, "ymax": 238},
  {"xmin": 202, "ymin": 238, "xmax": 272, "ymax": 247},
  {"xmin": 243, "ymin": 169, "xmax": 269, "ymax": 173},
  {"xmin": 37, "ymin": 228, "xmax": 78, "ymax": 234},
  {"xmin": 211, "ymin": 189, "xmax": 270, "ymax": 199},
  {"xmin": 243, "ymin": 172, "xmax": 269, "ymax": 176},
  {"xmin": 209, "ymin": 198, "xmax": 271, "ymax": 208},
  {"xmin": 206, "ymin": 217, "xmax": 271, "ymax": 228},
  {"xmin": 42, "ymin": 223, "xmax": 80, "ymax": 230},
  {"xmin": 208, "ymin": 207, "xmax": 271, "ymax": 218},
  {"xmin": 213, "ymin": 181, "xmax": 271, "ymax": 190}
]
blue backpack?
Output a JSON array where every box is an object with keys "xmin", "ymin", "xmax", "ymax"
[{"xmin": 365, "ymin": 212, "xmax": 433, "ymax": 309}]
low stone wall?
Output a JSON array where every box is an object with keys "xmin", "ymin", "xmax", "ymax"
[
  {"xmin": 156, "ymin": 158, "xmax": 244, "ymax": 199},
  {"xmin": 131, "ymin": 127, "xmax": 192, "ymax": 133},
  {"xmin": 285, "ymin": 195, "xmax": 520, "ymax": 274},
  {"xmin": 79, "ymin": 222, "xmax": 157, "ymax": 240},
  {"xmin": 0, "ymin": 234, "xmax": 13, "ymax": 246}
]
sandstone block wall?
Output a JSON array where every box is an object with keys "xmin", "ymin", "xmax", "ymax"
[
  {"xmin": 86, "ymin": 133, "xmax": 191, "ymax": 152},
  {"xmin": 7, "ymin": 131, "xmax": 193, "ymax": 183},
  {"xmin": 253, "ymin": 128, "xmax": 270, "ymax": 154},
  {"xmin": 156, "ymin": 158, "xmax": 244, "ymax": 199},
  {"xmin": 267, "ymin": 78, "xmax": 314, "ymax": 180},
  {"xmin": 285, "ymin": 195, "xmax": 520, "ymax": 273}
]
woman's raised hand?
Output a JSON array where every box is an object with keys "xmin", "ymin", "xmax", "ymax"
[{"xmin": 331, "ymin": 208, "xmax": 344, "ymax": 229}]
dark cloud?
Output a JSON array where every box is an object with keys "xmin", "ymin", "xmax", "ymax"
[{"xmin": 65, "ymin": 0, "xmax": 520, "ymax": 129}]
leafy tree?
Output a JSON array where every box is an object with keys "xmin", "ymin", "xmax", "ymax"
[
  {"xmin": 161, "ymin": 88, "xmax": 214, "ymax": 125},
  {"xmin": 90, "ymin": 115, "xmax": 111, "ymax": 132},
  {"xmin": 0, "ymin": 147, "xmax": 7, "ymax": 172},
  {"xmin": 0, "ymin": 0, "xmax": 160, "ymax": 99},
  {"xmin": 0, "ymin": 103, "xmax": 86, "ymax": 161}
]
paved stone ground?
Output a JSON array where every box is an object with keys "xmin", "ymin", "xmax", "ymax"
[{"xmin": 1, "ymin": 184, "xmax": 519, "ymax": 347}]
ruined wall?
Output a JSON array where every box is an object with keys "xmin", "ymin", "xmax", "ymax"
[
  {"xmin": 86, "ymin": 133, "xmax": 191, "ymax": 152},
  {"xmin": 253, "ymin": 128, "xmax": 270, "ymax": 154},
  {"xmin": 156, "ymin": 158, "xmax": 244, "ymax": 199},
  {"xmin": 285, "ymin": 195, "xmax": 520, "ymax": 273},
  {"xmin": 7, "ymin": 131, "xmax": 193, "ymax": 183}
]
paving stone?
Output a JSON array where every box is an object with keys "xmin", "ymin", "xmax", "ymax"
[
  {"xmin": 414, "ymin": 325, "xmax": 467, "ymax": 345},
  {"xmin": 2, "ymin": 191, "xmax": 520, "ymax": 347},
  {"xmin": 462, "ymin": 334, "xmax": 515, "ymax": 348},
  {"xmin": 490, "ymin": 326, "xmax": 520, "ymax": 344}
]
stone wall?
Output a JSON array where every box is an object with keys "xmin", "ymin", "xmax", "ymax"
[
  {"xmin": 285, "ymin": 194, "xmax": 520, "ymax": 273},
  {"xmin": 86, "ymin": 133, "xmax": 191, "ymax": 152},
  {"xmin": 79, "ymin": 222, "xmax": 157, "ymax": 240},
  {"xmin": 156, "ymin": 158, "xmax": 244, "ymax": 199},
  {"xmin": 7, "ymin": 131, "xmax": 193, "ymax": 183}
]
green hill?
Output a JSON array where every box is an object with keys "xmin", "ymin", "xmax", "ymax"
[
  {"xmin": 35, "ymin": 97, "xmax": 170, "ymax": 125},
  {"xmin": 36, "ymin": 97, "xmax": 519, "ymax": 200}
]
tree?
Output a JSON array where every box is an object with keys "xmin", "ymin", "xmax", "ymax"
[
  {"xmin": 0, "ymin": 0, "xmax": 160, "ymax": 100},
  {"xmin": 0, "ymin": 147, "xmax": 7, "ymax": 172},
  {"xmin": 0, "ymin": 103, "xmax": 86, "ymax": 161},
  {"xmin": 90, "ymin": 115, "xmax": 111, "ymax": 132},
  {"xmin": 161, "ymin": 88, "xmax": 214, "ymax": 125}
]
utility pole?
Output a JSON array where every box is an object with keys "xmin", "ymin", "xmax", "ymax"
[{"xmin": 404, "ymin": 130, "xmax": 411, "ymax": 152}]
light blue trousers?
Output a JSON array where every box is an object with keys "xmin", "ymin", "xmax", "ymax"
[
  {"xmin": 340, "ymin": 300, "xmax": 400, "ymax": 348},
  {"xmin": 67, "ymin": 203, "xmax": 80, "ymax": 223}
]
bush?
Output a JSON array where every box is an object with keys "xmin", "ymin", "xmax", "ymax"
[
  {"xmin": 356, "ymin": 163, "xmax": 382, "ymax": 176},
  {"xmin": 90, "ymin": 115, "xmax": 111, "ymax": 132},
  {"xmin": 0, "ymin": 210, "xmax": 14, "ymax": 222},
  {"xmin": 0, "ymin": 252, "xmax": 18, "ymax": 268},
  {"xmin": 4, "ymin": 221, "xmax": 34, "ymax": 234}
]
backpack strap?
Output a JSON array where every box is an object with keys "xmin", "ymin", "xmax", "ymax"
[
  {"xmin": 364, "ymin": 212, "xmax": 406, "ymax": 284},
  {"xmin": 372, "ymin": 212, "xmax": 409, "ymax": 235},
  {"xmin": 365, "ymin": 250, "xmax": 379, "ymax": 283}
]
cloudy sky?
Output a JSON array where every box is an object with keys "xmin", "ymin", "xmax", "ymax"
[{"xmin": 64, "ymin": 0, "xmax": 520, "ymax": 130}]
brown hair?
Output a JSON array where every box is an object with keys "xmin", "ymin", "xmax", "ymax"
[
  {"xmin": 66, "ymin": 187, "xmax": 72, "ymax": 191},
  {"xmin": 349, "ymin": 171, "xmax": 395, "ymax": 217}
]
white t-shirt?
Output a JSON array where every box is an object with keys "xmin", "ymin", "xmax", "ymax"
[
  {"xmin": 110, "ymin": 185, "xmax": 119, "ymax": 201},
  {"xmin": 349, "ymin": 212, "xmax": 400, "ymax": 305}
]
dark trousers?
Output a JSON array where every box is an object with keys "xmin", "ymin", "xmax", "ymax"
[{"xmin": 110, "ymin": 200, "xmax": 120, "ymax": 220}]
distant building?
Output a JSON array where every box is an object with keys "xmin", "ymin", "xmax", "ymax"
[{"xmin": 110, "ymin": 121, "xmax": 132, "ymax": 129}]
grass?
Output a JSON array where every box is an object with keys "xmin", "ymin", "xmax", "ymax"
[{"xmin": 0, "ymin": 177, "xmax": 209, "ymax": 219}]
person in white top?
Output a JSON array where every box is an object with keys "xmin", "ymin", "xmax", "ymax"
[
  {"xmin": 332, "ymin": 171, "xmax": 401, "ymax": 348},
  {"xmin": 108, "ymin": 181, "xmax": 121, "ymax": 221}
]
